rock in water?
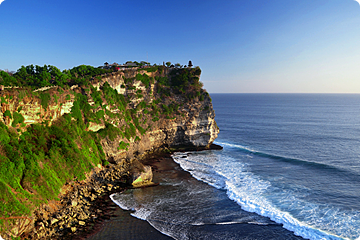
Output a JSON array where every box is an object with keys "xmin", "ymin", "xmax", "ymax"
[{"xmin": 132, "ymin": 165, "xmax": 154, "ymax": 187}]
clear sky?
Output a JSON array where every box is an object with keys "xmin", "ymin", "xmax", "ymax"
[{"xmin": 1, "ymin": 0, "xmax": 360, "ymax": 93}]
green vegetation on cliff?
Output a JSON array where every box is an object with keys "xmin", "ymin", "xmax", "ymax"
[
  {"xmin": 0, "ymin": 65, "xmax": 112, "ymax": 88},
  {"xmin": 0, "ymin": 63, "xmax": 210, "ymax": 234},
  {"xmin": 0, "ymin": 116, "xmax": 106, "ymax": 219}
]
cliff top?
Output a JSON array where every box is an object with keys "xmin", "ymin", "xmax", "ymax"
[{"xmin": 0, "ymin": 62, "xmax": 200, "ymax": 90}]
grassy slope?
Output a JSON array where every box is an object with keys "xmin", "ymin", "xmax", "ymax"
[{"xmin": 0, "ymin": 66, "xmax": 206, "ymax": 233}]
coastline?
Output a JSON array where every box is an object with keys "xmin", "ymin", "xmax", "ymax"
[
  {"xmin": 61, "ymin": 153, "xmax": 174, "ymax": 240},
  {"xmin": 69, "ymin": 146, "xmax": 223, "ymax": 240},
  {"xmin": 65, "ymin": 186, "xmax": 172, "ymax": 240},
  {"xmin": 74, "ymin": 157, "xmax": 174, "ymax": 240},
  {"xmin": 71, "ymin": 145, "xmax": 304, "ymax": 240}
]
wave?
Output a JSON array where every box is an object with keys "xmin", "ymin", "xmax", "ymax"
[
  {"xmin": 190, "ymin": 221, "xmax": 270, "ymax": 226},
  {"xmin": 172, "ymin": 151, "xmax": 360, "ymax": 240},
  {"xmin": 225, "ymin": 181, "xmax": 348, "ymax": 240},
  {"xmin": 216, "ymin": 141, "xmax": 360, "ymax": 181}
]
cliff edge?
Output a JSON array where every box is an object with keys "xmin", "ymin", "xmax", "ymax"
[{"xmin": 0, "ymin": 65, "xmax": 219, "ymax": 239}]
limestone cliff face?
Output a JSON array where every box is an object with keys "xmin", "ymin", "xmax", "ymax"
[
  {"xmin": 0, "ymin": 67, "xmax": 218, "ymax": 162},
  {"xmin": 100, "ymin": 95, "xmax": 218, "ymax": 162},
  {"xmin": 91, "ymin": 69, "xmax": 219, "ymax": 161},
  {"xmin": 0, "ymin": 67, "xmax": 219, "ymax": 239},
  {"xmin": 0, "ymin": 88, "xmax": 74, "ymax": 126}
]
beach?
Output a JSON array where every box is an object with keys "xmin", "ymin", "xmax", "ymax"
[{"xmin": 74, "ymin": 151, "xmax": 303, "ymax": 240}]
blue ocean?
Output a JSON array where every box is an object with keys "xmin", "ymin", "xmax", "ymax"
[{"xmin": 111, "ymin": 94, "xmax": 360, "ymax": 240}]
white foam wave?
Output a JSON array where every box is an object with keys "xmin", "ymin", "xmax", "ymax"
[
  {"xmin": 216, "ymin": 221, "xmax": 244, "ymax": 225},
  {"xmin": 172, "ymin": 152, "xmax": 227, "ymax": 190},
  {"xmin": 248, "ymin": 221, "xmax": 269, "ymax": 226},
  {"xmin": 111, "ymin": 192, "xmax": 158, "ymax": 222},
  {"xmin": 110, "ymin": 193, "xmax": 132, "ymax": 211},
  {"xmin": 215, "ymin": 141, "xmax": 256, "ymax": 153},
  {"xmin": 225, "ymin": 181, "xmax": 346, "ymax": 240},
  {"xmin": 190, "ymin": 220, "xmax": 267, "ymax": 226},
  {"xmin": 173, "ymin": 151, "xmax": 356, "ymax": 240},
  {"xmin": 130, "ymin": 207, "xmax": 151, "ymax": 221}
]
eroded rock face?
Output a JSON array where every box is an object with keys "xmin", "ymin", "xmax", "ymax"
[
  {"xmin": 1, "ymin": 71, "xmax": 218, "ymax": 155},
  {"xmin": 89, "ymin": 70, "xmax": 218, "ymax": 162},
  {"xmin": 0, "ymin": 87, "xmax": 74, "ymax": 127},
  {"xmin": 99, "ymin": 96, "xmax": 219, "ymax": 163},
  {"xmin": 0, "ymin": 67, "xmax": 219, "ymax": 239},
  {"xmin": 0, "ymin": 69, "xmax": 218, "ymax": 155}
]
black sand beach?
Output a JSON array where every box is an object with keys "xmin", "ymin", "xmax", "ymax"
[
  {"xmin": 73, "ymin": 152, "xmax": 303, "ymax": 240},
  {"xmin": 84, "ymin": 206, "xmax": 172, "ymax": 240}
]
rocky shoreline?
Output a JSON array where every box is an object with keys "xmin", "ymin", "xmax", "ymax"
[
  {"xmin": 14, "ymin": 145, "xmax": 221, "ymax": 239},
  {"xmin": 23, "ymin": 159, "xmax": 130, "ymax": 240}
]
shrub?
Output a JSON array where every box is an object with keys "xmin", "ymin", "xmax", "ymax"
[
  {"xmin": 97, "ymin": 122, "xmax": 121, "ymax": 141},
  {"xmin": 1, "ymin": 96, "xmax": 8, "ymax": 104},
  {"xmin": 155, "ymin": 76, "xmax": 169, "ymax": 86},
  {"xmin": 118, "ymin": 141, "xmax": 129, "ymax": 150},
  {"xmin": 101, "ymin": 82, "xmax": 127, "ymax": 111},
  {"xmin": 136, "ymin": 73, "xmax": 152, "ymax": 86},
  {"xmin": 12, "ymin": 112, "xmax": 25, "ymax": 127},
  {"xmin": 137, "ymin": 101, "xmax": 147, "ymax": 110},
  {"xmin": 3, "ymin": 110, "xmax": 11, "ymax": 118},
  {"xmin": 53, "ymin": 94, "xmax": 59, "ymax": 104},
  {"xmin": 90, "ymin": 87, "xmax": 103, "ymax": 106},
  {"xmin": 95, "ymin": 110, "xmax": 105, "ymax": 122},
  {"xmin": 0, "ymin": 71, "xmax": 18, "ymax": 86},
  {"xmin": 139, "ymin": 66, "xmax": 158, "ymax": 73}
]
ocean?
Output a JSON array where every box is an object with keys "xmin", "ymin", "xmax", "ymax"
[{"xmin": 111, "ymin": 94, "xmax": 360, "ymax": 240}]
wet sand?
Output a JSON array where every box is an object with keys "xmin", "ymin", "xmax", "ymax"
[
  {"xmin": 74, "ymin": 151, "xmax": 303, "ymax": 240},
  {"xmin": 84, "ymin": 206, "xmax": 172, "ymax": 240},
  {"xmin": 70, "ymin": 153, "xmax": 174, "ymax": 240}
]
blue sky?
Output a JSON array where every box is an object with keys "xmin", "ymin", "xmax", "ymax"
[{"xmin": 1, "ymin": 0, "xmax": 360, "ymax": 93}]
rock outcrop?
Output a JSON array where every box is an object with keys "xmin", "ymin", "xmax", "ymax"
[{"xmin": 0, "ymin": 66, "xmax": 219, "ymax": 239}]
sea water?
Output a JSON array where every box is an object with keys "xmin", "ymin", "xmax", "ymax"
[{"xmin": 112, "ymin": 94, "xmax": 360, "ymax": 240}]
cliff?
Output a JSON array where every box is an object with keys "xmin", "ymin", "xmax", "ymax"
[{"xmin": 0, "ymin": 66, "xmax": 219, "ymax": 238}]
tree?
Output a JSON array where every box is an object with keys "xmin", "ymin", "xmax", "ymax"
[
  {"xmin": 0, "ymin": 71, "xmax": 17, "ymax": 86},
  {"xmin": 166, "ymin": 62, "xmax": 171, "ymax": 67},
  {"xmin": 175, "ymin": 63, "xmax": 181, "ymax": 68},
  {"xmin": 49, "ymin": 66, "xmax": 68, "ymax": 87},
  {"xmin": 188, "ymin": 60, "xmax": 193, "ymax": 68}
]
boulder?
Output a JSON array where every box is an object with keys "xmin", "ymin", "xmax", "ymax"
[{"xmin": 132, "ymin": 165, "xmax": 154, "ymax": 187}]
